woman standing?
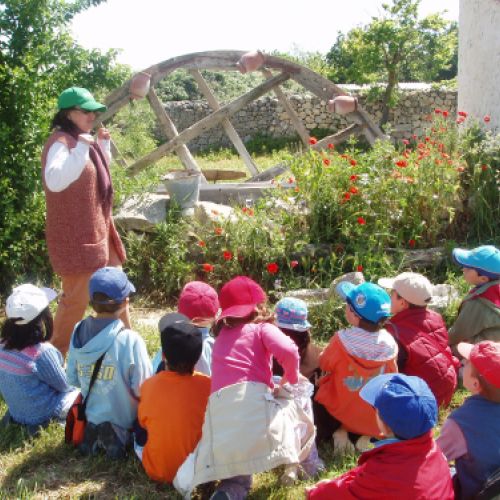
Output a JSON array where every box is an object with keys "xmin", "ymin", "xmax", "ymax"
[{"xmin": 41, "ymin": 87, "xmax": 129, "ymax": 355}]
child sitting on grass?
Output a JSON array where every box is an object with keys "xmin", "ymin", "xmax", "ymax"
[
  {"xmin": 314, "ymin": 282, "xmax": 397, "ymax": 452},
  {"xmin": 307, "ymin": 373, "xmax": 454, "ymax": 499},
  {"xmin": 136, "ymin": 313, "xmax": 211, "ymax": 483},
  {"xmin": 273, "ymin": 297, "xmax": 321, "ymax": 383},
  {"xmin": 151, "ymin": 281, "xmax": 219, "ymax": 376},
  {"xmin": 174, "ymin": 276, "xmax": 315, "ymax": 500},
  {"xmin": 0, "ymin": 284, "xmax": 78, "ymax": 433},
  {"xmin": 448, "ymin": 245, "xmax": 500, "ymax": 350},
  {"xmin": 437, "ymin": 341, "xmax": 500, "ymax": 499},
  {"xmin": 378, "ymin": 272, "xmax": 459, "ymax": 407},
  {"xmin": 66, "ymin": 267, "xmax": 152, "ymax": 459}
]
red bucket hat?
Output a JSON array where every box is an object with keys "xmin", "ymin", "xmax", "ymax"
[
  {"xmin": 458, "ymin": 341, "xmax": 500, "ymax": 389},
  {"xmin": 218, "ymin": 276, "xmax": 267, "ymax": 321}
]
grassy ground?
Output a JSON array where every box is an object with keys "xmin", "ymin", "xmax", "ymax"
[{"xmin": 0, "ymin": 306, "xmax": 466, "ymax": 499}]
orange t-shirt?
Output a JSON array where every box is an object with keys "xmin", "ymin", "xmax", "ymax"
[{"xmin": 138, "ymin": 371, "xmax": 210, "ymax": 483}]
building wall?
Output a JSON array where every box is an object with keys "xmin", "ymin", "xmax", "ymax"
[
  {"xmin": 162, "ymin": 85, "xmax": 458, "ymax": 151},
  {"xmin": 458, "ymin": 0, "xmax": 500, "ymax": 131}
]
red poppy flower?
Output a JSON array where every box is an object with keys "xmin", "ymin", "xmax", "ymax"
[
  {"xmin": 442, "ymin": 110, "xmax": 449, "ymax": 118},
  {"xmin": 456, "ymin": 117, "xmax": 465, "ymax": 125},
  {"xmin": 434, "ymin": 109, "xmax": 442, "ymax": 114},
  {"xmin": 288, "ymin": 177, "xmax": 295, "ymax": 184},
  {"xmin": 403, "ymin": 151, "xmax": 410, "ymax": 159},
  {"xmin": 458, "ymin": 111, "xmax": 468, "ymax": 118},
  {"xmin": 350, "ymin": 159, "xmax": 357, "ymax": 167},
  {"xmin": 357, "ymin": 216, "xmax": 366, "ymax": 225},
  {"xmin": 395, "ymin": 160, "xmax": 408, "ymax": 168},
  {"xmin": 402, "ymin": 139, "xmax": 410, "ymax": 145},
  {"xmin": 309, "ymin": 137, "xmax": 317, "ymax": 145},
  {"xmin": 349, "ymin": 186, "xmax": 359, "ymax": 194},
  {"xmin": 425, "ymin": 136, "xmax": 430, "ymax": 142},
  {"xmin": 412, "ymin": 134, "xmax": 417, "ymax": 140},
  {"xmin": 290, "ymin": 260, "xmax": 299, "ymax": 269},
  {"xmin": 343, "ymin": 192, "xmax": 351, "ymax": 201},
  {"xmin": 356, "ymin": 265, "xmax": 363, "ymax": 272},
  {"xmin": 481, "ymin": 165, "xmax": 489, "ymax": 171},
  {"xmin": 484, "ymin": 115, "xmax": 491, "ymax": 123},
  {"xmin": 223, "ymin": 250, "xmax": 233, "ymax": 261},
  {"xmin": 456, "ymin": 166, "xmax": 465, "ymax": 173},
  {"xmin": 409, "ymin": 239, "xmax": 416, "ymax": 248},
  {"xmin": 267, "ymin": 262, "xmax": 279, "ymax": 274},
  {"xmin": 327, "ymin": 143, "xmax": 335, "ymax": 149},
  {"xmin": 350, "ymin": 174, "xmax": 358, "ymax": 181},
  {"xmin": 341, "ymin": 154, "xmax": 349, "ymax": 160},
  {"xmin": 214, "ymin": 227, "xmax": 223, "ymax": 235},
  {"xmin": 323, "ymin": 158, "xmax": 330, "ymax": 166},
  {"xmin": 202, "ymin": 263, "xmax": 214, "ymax": 272},
  {"xmin": 197, "ymin": 240, "xmax": 206, "ymax": 247}
]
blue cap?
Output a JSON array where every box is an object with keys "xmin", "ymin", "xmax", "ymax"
[
  {"xmin": 452, "ymin": 245, "xmax": 500, "ymax": 279},
  {"xmin": 275, "ymin": 297, "xmax": 311, "ymax": 332},
  {"xmin": 89, "ymin": 267, "xmax": 136, "ymax": 303},
  {"xmin": 360, "ymin": 374, "xmax": 438, "ymax": 439},
  {"xmin": 336, "ymin": 282, "xmax": 391, "ymax": 323}
]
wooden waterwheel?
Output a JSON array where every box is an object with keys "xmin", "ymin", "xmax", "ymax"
[{"xmin": 97, "ymin": 50, "xmax": 385, "ymax": 187}]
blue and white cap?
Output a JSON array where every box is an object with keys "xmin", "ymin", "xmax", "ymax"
[
  {"xmin": 452, "ymin": 245, "xmax": 500, "ymax": 279},
  {"xmin": 336, "ymin": 281, "xmax": 391, "ymax": 323},
  {"xmin": 275, "ymin": 297, "xmax": 311, "ymax": 332}
]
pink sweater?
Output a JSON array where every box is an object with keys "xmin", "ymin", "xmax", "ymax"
[{"xmin": 210, "ymin": 322, "xmax": 300, "ymax": 393}]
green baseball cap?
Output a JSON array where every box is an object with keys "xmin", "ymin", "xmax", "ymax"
[{"xmin": 57, "ymin": 87, "xmax": 107, "ymax": 112}]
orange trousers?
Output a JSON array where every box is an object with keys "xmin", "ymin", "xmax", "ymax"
[{"xmin": 51, "ymin": 242, "xmax": 130, "ymax": 356}]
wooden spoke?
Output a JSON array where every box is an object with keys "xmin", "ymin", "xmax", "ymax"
[
  {"xmin": 128, "ymin": 71, "xmax": 290, "ymax": 176},
  {"xmin": 189, "ymin": 69, "xmax": 259, "ymax": 176}
]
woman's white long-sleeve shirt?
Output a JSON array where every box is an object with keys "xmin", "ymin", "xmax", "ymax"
[{"xmin": 44, "ymin": 138, "xmax": 111, "ymax": 193}]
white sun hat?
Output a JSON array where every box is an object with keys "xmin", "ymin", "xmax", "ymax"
[{"xmin": 6, "ymin": 284, "xmax": 58, "ymax": 325}]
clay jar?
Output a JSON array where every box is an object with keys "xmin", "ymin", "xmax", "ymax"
[
  {"xmin": 129, "ymin": 72, "xmax": 151, "ymax": 100},
  {"xmin": 236, "ymin": 50, "xmax": 265, "ymax": 74},
  {"xmin": 327, "ymin": 95, "xmax": 358, "ymax": 115}
]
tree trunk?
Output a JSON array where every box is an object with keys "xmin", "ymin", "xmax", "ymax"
[{"xmin": 381, "ymin": 71, "xmax": 397, "ymax": 126}]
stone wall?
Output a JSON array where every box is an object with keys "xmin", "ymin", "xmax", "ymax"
[{"xmin": 162, "ymin": 85, "xmax": 457, "ymax": 151}]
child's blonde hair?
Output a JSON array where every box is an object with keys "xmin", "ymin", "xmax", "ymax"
[{"xmin": 213, "ymin": 303, "xmax": 273, "ymax": 337}]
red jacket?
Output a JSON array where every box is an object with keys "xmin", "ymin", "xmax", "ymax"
[
  {"xmin": 308, "ymin": 432, "xmax": 454, "ymax": 500},
  {"xmin": 386, "ymin": 308, "xmax": 459, "ymax": 407}
]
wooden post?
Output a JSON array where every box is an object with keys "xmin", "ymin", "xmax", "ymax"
[
  {"xmin": 128, "ymin": 72, "xmax": 290, "ymax": 176},
  {"xmin": 147, "ymin": 87, "xmax": 206, "ymax": 182},
  {"xmin": 260, "ymin": 68, "xmax": 310, "ymax": 147},
  {"xmin": 189, "ymin": 69, "xmax": 259, "ymax": 176}
]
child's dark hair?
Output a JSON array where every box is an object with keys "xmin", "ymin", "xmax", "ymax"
[
  {"xmin": 394, "ymin": 292, "xmax": 427, "ymax": 309},
  {"xmin": 280, "ymin": 327, "xmax": 311, "ymax": 362},
  {"xmin": 161, "ymin": 326, "xmax": 202, "ymax": 375},
  {"xmin": 212, "ymin": 303, "xmax": 273, "ymax": 338},
  {"xmin": 1, "ymin": 308, "xmax": 53, "ymax": 350},
  {"xmin": 90, "ymin": 292, "xmax": 125, "ymax": 314},
  {"xmin": 359, "ymin": 317, "xmax": 388, "ymax": 332}
]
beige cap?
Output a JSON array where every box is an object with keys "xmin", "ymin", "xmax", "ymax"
[{"xmin": 378, "ymin": 272, "xmax": 433, "ymax": 306}]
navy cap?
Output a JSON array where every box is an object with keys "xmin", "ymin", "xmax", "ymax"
[
  {"xmin": 360, "ymin": 374, "xmax": 438, "ymax": 439},
  {"xmin": 89, "ymin": 267, "xmax": 136, "ymax": 303},
  {"xmin": 158, "ymin": 312, "xmax": 202, "ymax": 367},
  {"xmin": 336, "ymin": 282, "xmax": 391, "ymax": 323},
  {"xmin": 452, "ymin": 245, "xmax": 500, "ymax": 279}
]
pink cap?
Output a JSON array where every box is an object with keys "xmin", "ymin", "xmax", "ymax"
[
  {"xmin": 178, "ymin": 281, "xmax": 219, "ymax": 320},
  {"xmin": 218, "ymin": 276, "xmax": 267, "ymax": 320},
  {"xmin": 458, "ymin": 341, "xmax": 500, "ymax": 389}
]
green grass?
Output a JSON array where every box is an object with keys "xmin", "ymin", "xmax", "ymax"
[{"xmin": 0, "ymin": 306, "xmax": 468, "ymax": 499}]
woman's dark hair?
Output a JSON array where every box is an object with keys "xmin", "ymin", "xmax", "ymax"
[
  {"xmin": 51, "ymin": 109, "xmax": 80, "ymax": 135},
  {"xmin": 1, "ymin": 307, "xmax": 53, "ymax": 350}
]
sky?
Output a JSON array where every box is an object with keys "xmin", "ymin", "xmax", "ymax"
[{"xmin": 71, "ymin": 0, "xmax": 459, "ymax": 71}]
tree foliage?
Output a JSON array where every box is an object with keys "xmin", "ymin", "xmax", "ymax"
[
  {"xmin": 0, "ymin": 0, "xmax": 129, "ymax": 294},
  {"xmin": 326, "ymin": 0, "xmax": 458, "ymax": 124}
]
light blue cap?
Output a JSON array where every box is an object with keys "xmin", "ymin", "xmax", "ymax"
[
  {"xmin": 336, "ymin": 281, "xmax": 391, "ymax": 323},
  {"xmin": 452, "ymin": 245, "xmax": 500, "ymax": 279}
]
